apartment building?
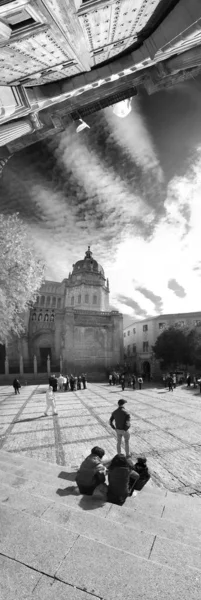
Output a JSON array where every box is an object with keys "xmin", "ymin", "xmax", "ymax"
[{"xmin": 123, "ymin": 312, "xmax": 201, "ymax": 378}]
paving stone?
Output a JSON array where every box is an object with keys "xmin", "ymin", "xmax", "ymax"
[
  {"xmin": 56, "ymin": 535, "xmax": 201, "ymax": 600},
  {"xmin": 150, "ymin": 535, "xmax": 201, "ymax": 573},
  {"xmin": 0, "ymin": 482, "xmax": 52, "ymax": 516},
  {"xmin": 0, "ymin": 504, "xmax": 78, "ymax": 576},
  {"xmin": 41, "ymin": 502, "xmax": 155, "ymax": 559},
  {"xmin": 107, "ymin": 505, "xmax": 201, "ymax": 548},
  {"xmin": 0, "ymin": 555, "xmax": 41, "ymax": 600},
  {"xmin": 33, "ymin": 577, "xmax": 100, "ymax": 600}
]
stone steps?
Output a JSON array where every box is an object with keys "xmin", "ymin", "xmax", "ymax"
[{"xmin": 0, "ymin": 449, "xmax": 201, "ymax": 600}]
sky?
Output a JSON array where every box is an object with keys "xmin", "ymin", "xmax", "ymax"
[{"xmin": 1, "ymin": 75, "xmax": 201, "ymax": 326}]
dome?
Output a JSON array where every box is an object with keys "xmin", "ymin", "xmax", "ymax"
[{"xmin": 72, "ymin": 247, "xmax": 105, "ymax": 277}]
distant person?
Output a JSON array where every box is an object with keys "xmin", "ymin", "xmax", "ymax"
[
  {"xmin": 187, "ymin": 375, "xmax": 191, "ymax": 387},
  {"xmin": 112, "ymin": 373, "xmax": 116, "ymax": 386},
  {"xmin": 75, "ymin": 447, "xmax": 106, "ymax": 495},
  {"xmin": 132, "ymin": 375, "xmax": 136, "ymax": 390},
  {"xmin": 173, "ymin": 374, "xmax": 176, "ymax": 389},
  {"xmin": 70, "ymin": 375, "xmax": 75, "ymax": 391},
  {"xmin": 58, "ymin": 374, "xmax": 64, "ymax": 391},
  {"xmin": 109, "ymin": 399, "xmax": 131, "ymax": 457},
  {"xmin": 138, "ymin": 376, "xmax": 143, "ymax": 390},
  {"xmin": 78, "ymin": 375, "xmax": 82, "ymax": 390},
  {"xmin": 82, "ymin": 374, "xmax": 87, "ymax": 389},
  {"xmin": 13, "ymin": 378, "xmax": 21, "ymax": 395},
  {"xmin": 44, "ymin": 386, "xmax": 58, "ymax": 416},
  {"xmin": 109, "ymin": 374, "xmax": 112, "ymax": 386},
  {"xmin": 128, "ymin": 375, "xmax": 132, "ymax": 388},
  {"xmin": 168, "ymin": 375, "xmax": 173, "ymax": 392},
  {"xmin": 64, "ymin": 375, "xmax": 69, "ymax": 391},
  {"xmin": 193, "ymin": 375, "xmax": 197, "ymax": 388},
  {"xmin": 107, "ymin": 454, "xmax": 139, "ymax": 506},
  {"xmin": 49, "ymin": 374, "xmax": 57, "ymax": 392},
  {"xmin": 74, "ymin": 376, "xmax": 78, "ymax": 391},
  {"xmin": 121, "ymin": 374, "xmax": 125, "ymax": 391}
]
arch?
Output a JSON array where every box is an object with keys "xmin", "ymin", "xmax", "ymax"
[
  {"xmin": 46, "ymin": 296, "xmax": 51, "ymax": 307},
  {"xmin": 41, "ymin": 296, "xmax": 45, "ymax": 306}
]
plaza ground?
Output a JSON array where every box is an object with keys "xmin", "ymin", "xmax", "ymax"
[{"xmin": 0, "ymin": 382, "xmax": 201, "ymax": 495}]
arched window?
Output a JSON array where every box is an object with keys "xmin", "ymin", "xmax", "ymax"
[
  {"xmin": 57, "ymin": 298, "xmax": 61, "ymax": 309},
  {"xmin": 52, "ymin": 297, "xmax": 56, "ymax": 307},
  {"xmin": 32, "ymin": 312, "xmax": 36, "ymax": 321},
  {"xmin": 35, "ymin": 296, "xmax": 39, "ymax": 305},
  {"xmin": 78, "ymin": 294, "xmax": 81, "ymax": 304},
  {"xmin": 71, "ymin": 296, "xmax": 74, "ymax": 306},
  {"xmin": 50, "ymin": 313, "xmax": 54, "ymax": 322},
  {"xmin": 46, "ymin": 296, "xmax": 50, "ymax": 307},
  {"xmin": 38, "ymin": 313, "xmax": 42, "ymax": 321},
  {"xmin": 85, "ymin": 294, "xmax": 89, "ymax": 304},
  {"xmin": 93, "ymin": 294, "xmax": 97, "ymax": 305},
  {"xmin": 41, "ymin": 296, "xmax": 45, "ymax": 306},
  {"xmin": 44, "ymin": 313, "xmax": 49, "ymax": 321}
]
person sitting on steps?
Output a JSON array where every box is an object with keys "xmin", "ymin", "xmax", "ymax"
[
  {"xmin": 107, "ymin": 454, "xmax": 139, "ymax": 506},
  {"xmin": 76, "ymin": 447, "xmax": 106, "ymax": 495}
]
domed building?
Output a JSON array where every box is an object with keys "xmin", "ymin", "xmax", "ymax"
[{"xmin": 6, "ymin": 248, "xmax": 123, "ymax": 378}]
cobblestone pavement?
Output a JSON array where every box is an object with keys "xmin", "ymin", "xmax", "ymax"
[{"xmin": 0, "ymin": 382, "xmax": 201, "ymax": 495}]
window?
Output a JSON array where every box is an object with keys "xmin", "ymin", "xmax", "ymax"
[
  {"xmin": 123, "ymin": 332, "xmax": 126, "ymax": 338},
  {"xmin": 78, "ymin": 294, "xmax": 81, "ymax": 304},
  {"xmin": 175, "ymin": 321, "xmax": 185, "ymax": 328},
  {"xmin": 50, "ymin": 313, "xmax": 54, "ymax": 322},
  {"xmin": 195, "ymin": 320, "xmax": 201, "ymax": 326},
  {"xmin": 127, "ymin": 330, "xmax": 130, "ymax": 336},
  {"xmin": 5, "ymin": 9, "xmax": 36, "ymax": 32},
  {"xmin": 127, "ymin": 345, "xmax": 130, "ymax": 356},
  {"xmin": 44, "ymin": 313, "xmax": 49, "ymax": 322},
  {"xmin": 159, "ymin": 322, "xmax": 166, "ymax": 330},
  {"xmin": 38, "ymin": 313, "xmax": 42, "ymax": 321},
  {"xmin": 35, "ymin": 296, "xmax": 39, "ymax": 305},
  {"xmin": 93, "ymin": 294, "xmax": 97, "ymax": 305},
  {"xmin": 52, "ymin": 297, "xmax": 56, "ymax": 307},
  {"xmin": 143, "ymin": 324, "xmax": 148, "ymax": 332},
  {"xmin": 143, "ymin": 341, "xmax": 149, "ymax": 352},
  {"xmin": 133, "ymin": 328, "xmax": 136, "ymax": 334},
  {"xmin": 32, "ymin": 313, "xmax": 36, "ymax": 321},
  {"xmin": 85, "ymin": 294, "xmax": 89, "ymax": 304},
  {"xmin": 133, "ymin": 344, "xmax": 136, "ymax": 354},
  {"xmin": 46, "ymin": 296, "xmax": 50, "ymax": 307},
  {"xmin": 41, "ymin": 296, "xmax": 45, "ymax": 306},
  {"xmin": 71, "ymin": 296, "xmax": 74, "ymax": 306},
  {"xmin": 57, "ymin": 298, "xmax": 61, "ymax": 309}
]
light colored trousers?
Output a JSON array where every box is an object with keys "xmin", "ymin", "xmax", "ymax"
[
  {"xmin": 45, "ymin": 395, "xmax": 57, "ymax": 415},
  {"xmin": 116, "ymin": 429, "xmax": 130, "ymax": 456}
]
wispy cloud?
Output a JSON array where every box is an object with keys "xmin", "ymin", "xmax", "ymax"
[
  {"xmin": 136, "ymin": 286, "xmax": 163, "ymax": 313},
  {"xmin": 117, "ymin": 294, "xmax": 148, "ymax": 317},
  {"xmin": 168, "ymin": 279, "xmax": 186, "ymax": 298}
]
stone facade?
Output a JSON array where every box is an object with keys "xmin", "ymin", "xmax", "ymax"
[
  {"xmin": 123, "ymin": 312, "xmax": 201, "ymax": 378},
  {"xmin": 6, "ymin": 247, "xmax": 123, "ymax": 376},
  {"xmin": 1, "ymin": 1, "xmax": 201, "ymax": 154}
]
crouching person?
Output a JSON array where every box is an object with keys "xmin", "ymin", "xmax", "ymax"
[
  {"xmin": 107, "ymin": 454, "xmax": 139, "ymax": 506},
  {"xmin": 76, "ymin": 447, "xmax": 106, "ymax": 495}
]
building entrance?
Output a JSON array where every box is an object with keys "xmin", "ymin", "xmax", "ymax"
[
  {"xmin": 142, "ymin": 360, "xmax": 151, "ymax": 381},
  {"xmin": 39, "ymin": 347, "xmax": 51, "ymax": 368}
]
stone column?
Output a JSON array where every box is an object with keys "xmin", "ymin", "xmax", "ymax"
[
  {"xmin": 19, "ymin": 355, "xmax": 23, "ymax": 375},
  {"xmin": 47, "ymin": 355, "xmax": 51, "ymax": 375},
  {"xmin": 60, "ymin": 354, "xmax": 63, "ymax": 373},
  {"xmin": 33, "ymin": 355, "xmax": 37, "ymax": 375},
  {"xmin": 5, "ymin": 356, "xmax": 9, "ymax": 375}
]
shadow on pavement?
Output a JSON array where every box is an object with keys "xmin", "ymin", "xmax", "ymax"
[
  {"xmin": 58, "ymin": 471, "xmax": 77, "ymax": 482},
  {"xmin": 56, "ymin": 485, "xmax": 79, "ymax": 497},
  {"xmin": 14, "ymin": 416, "xmax": 44, "ymax": 423}
]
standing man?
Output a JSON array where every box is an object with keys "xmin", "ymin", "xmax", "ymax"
[
  {"xmin": 13, "ymin": 378, "xmax": 21, "ymax": 395},
  {"xmin": 138, "ymin": 376, "xmax": 143, "ymax": 390},
  {"xmin": 121, "ymin": 374, "xmax": 125, "ymax": 391},
  {"xmin": 44, "ymin": 386, "xmax": 58, "ymax": 416},
  {"xmin": 109, "ymin": 399, "xmax": 131, "ymax": 457}
]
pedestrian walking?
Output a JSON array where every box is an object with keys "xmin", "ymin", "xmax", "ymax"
[
  {"xmin": 187, "ymin": 375, "xmax": 191, "ymax": 387},
  {"xmin": 44, "ymin": 386, "xmax": 58, "ymax": 416},
  {"xmin": 49, "ymin": 374, "xmax": 58, "ymax": 392},
  {"xmin": 78, "ymin": 375, "xmax": 82, "ymax": 390},
  {"xmin": 74, "ymin": 376, "xmax": 78, "ymax": 391},
  {"xmin": 109, "ymin": 399, "xmax": 131, "ymax": 457},
  {"xmin": 13, "ymin": 378, "xmax": 21, "ymax": 395},
  {"xmin": 138, "ymin": 376, "xmax": 143, "ymax": 390},
  {"xmin": 109, "ymin": 374, "xmax": 112, "ymax": 386},
  {"xmin": 82, "ymin": 373, "xmax": 87, "ymax": 389},
  {"xmin": 70, "ymin": 374, "xmax": 75, "ymax": 391}
]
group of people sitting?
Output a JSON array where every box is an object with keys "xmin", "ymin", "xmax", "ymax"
[
  {"xmin": 49, "ymin": 373, "xmax": 87, "ymax": 392},
  {"xmin": 76, "ymin": 446, "xmax": 149, "ymax": 506}
]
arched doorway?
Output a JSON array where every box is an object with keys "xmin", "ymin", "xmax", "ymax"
[{"xmin": 142, "ymin": 361, "xmax": 151, "ymax": 381}]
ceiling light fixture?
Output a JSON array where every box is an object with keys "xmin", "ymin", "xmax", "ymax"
[{"xmin": 76, "ymin": 118, "xmax": 90, "ymax": 132}]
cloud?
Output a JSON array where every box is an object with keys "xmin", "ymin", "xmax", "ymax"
[
  {"xmin": 117, "ymin": 294, "xmax": 148, "ymax": 317},
  {"xmin": 168, "ymin": 279, "xmax": 186, "ymax": 298},
  {"xmin": 136, "ymin": 286, "xmax": 163, "ymax": 312}
]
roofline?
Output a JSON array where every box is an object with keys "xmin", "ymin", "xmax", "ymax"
[{"xmin": 123, "ymin": 311, "xmax": 201, "ymax": 329}]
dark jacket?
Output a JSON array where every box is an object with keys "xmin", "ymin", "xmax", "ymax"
[
  {"xmin": 110, "ymin": 407, "xmax": 130, "ymax": 431},
  {"xmin": 76, "ymin": 454, "xmax": 105, "ymax": 489}
]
